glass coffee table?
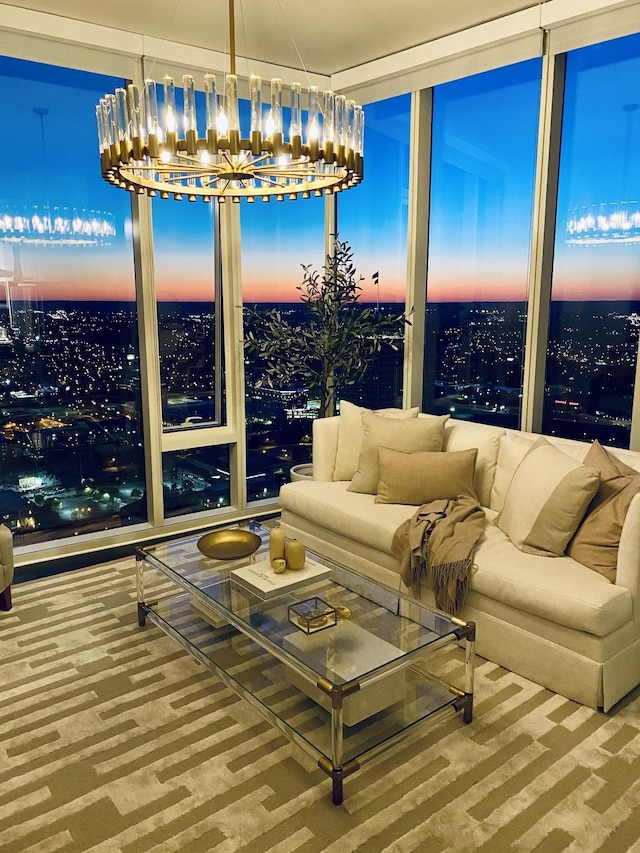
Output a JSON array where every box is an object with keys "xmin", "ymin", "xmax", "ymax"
[{"xmin": 136, "ymin": 521, "xmax": 475, "ymax": 805}]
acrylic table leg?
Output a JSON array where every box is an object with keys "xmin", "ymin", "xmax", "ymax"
[
  {"xmin": 328, "ymin": 688, "xmax": 345, "ymax": 804},
  {"xmin": 332, "ymin": 774, "xmax": 343, "ymax": 806},
  {"xmin": 136, "ymin": 553, "xmax": 146, "ymax": 627},
  {"xmin": 463, "ymin": 620, "xmax": 476, "ymax": 724}
]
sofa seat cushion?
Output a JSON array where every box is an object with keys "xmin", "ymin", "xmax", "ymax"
[
  {"xmin": 472, "ymin": 521, "xmax": 631, "ymax": 636},
  {"xmin": 280, "ymin": 480, "xmax": 415, "ymax": 553}
]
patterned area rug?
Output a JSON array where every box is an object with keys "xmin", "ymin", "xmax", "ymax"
[{"xmin": 2, "ymin": 560, "xmax": 640, "ymax": 853}]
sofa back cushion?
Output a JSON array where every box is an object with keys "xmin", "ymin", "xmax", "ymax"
[{"xmin": 441, "ymin": 418, "xmax": 504, "ymax": 508}]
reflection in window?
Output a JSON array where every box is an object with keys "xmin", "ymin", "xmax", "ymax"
[
  {"xmin": 162, "ymin": 446, "xmax": 230, "ymax": 518},
  {"xmin": 544, "ymin": 34, "xmax": 640, "ymax": 447},
  {"xmin": 337, "ymin": 94, "xmax": 411, "ymax": 410},
  {"xmin": 424, "ymin": 60, "xmax": 541, "ymax": 427},
  {"xmin": 0, "ymin": 56, "xmax": 146, "ymax": 544}
]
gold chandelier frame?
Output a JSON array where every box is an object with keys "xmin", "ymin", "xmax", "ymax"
[{"xmin": 96, "ymin": 0, "xmax": 364, "ymax": 203}]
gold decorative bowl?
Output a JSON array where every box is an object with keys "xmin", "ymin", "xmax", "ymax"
[{"xmin": 197, "ymin": 529, "xmax": 262, "ymax": 560}]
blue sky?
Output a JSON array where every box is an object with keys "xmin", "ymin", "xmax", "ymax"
[{"xmin": 0, "ymin": 32, "xmax": 638, "ymax": 304}]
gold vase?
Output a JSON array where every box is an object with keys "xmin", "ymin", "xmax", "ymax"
[
  {"xmin": 285, "ymin": 538, "xmax": 306, "ymax": 570},
  {"xmin": 269, "ymin": 526, "xmax": 286, "ymax": 563}
]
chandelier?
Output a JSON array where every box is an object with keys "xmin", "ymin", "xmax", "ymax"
[
  {"xmin": 96, "ymin": 0, "xmax": 364, "ymax": 203},
  {"xmin": 0, "ymin": 204, "xmax": 116, "ymax": 246}
]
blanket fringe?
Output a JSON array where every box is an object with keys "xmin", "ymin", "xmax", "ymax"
[
  {"xmin": 392, "ymin": 496, "xmax": 484, "ymax": 616},
  {"xmin": 428, "ymin": 557, "xmax": 473, "ymax": 615}
]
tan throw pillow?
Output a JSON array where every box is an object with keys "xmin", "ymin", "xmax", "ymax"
[
  {"xmin": 375, "ymin": 447, "xmax": 478, "ymax": 505},
  {"xmin": 567, "ymin": 440, "xmax": 640, "ymax": 582},
  {"xmin": 496, "ymin": 437, "xmax": 600, "ymax": 557},
  {"xmin": 347, "ymin": 412, "xmax": 450, "ymax": 495},
  {"xmin": 332, "ymin": 400, "xmax": 419, "ymax": 481}
]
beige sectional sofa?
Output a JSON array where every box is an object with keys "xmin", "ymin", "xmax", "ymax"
[{"xmin": 280, "ymin": 410, "xmax": 640, "ymax": 712}]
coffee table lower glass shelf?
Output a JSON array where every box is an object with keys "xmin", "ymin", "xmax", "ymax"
[{"xmin": 136, "ymin": 524, "xmax": 475, "ymax": 805}]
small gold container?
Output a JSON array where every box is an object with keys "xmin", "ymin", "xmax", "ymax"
[
  {"xmin": 334, "ymin": 605, "xmax": 353, "ymax": 620},
  {"xmin": 289, "ymin": 597, "xmax": 337, "ymax": 634}
]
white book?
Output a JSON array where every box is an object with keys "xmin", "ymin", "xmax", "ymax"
[{"xmin": 230, "ymin": 557, "xmax": 331, "ymax": 599}]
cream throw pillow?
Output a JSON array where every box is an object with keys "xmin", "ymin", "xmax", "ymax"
[
  {"xmin": 490, "ymin": 433, "xmax": 535, "ymax": 512},
  {"xmin": 375, "ymin": 447, "xmax": 478, "ymax": 505},
  {"xmin": 347, "ymin": 411, "xmax": 449, "ymax": 495},
  {"xmin": 496, "ymin": 437, "xmax": 600, "ymax": 556},
  {"xmin": 332, "ymin": 400, "xmax": 419, "ymax": 481}
]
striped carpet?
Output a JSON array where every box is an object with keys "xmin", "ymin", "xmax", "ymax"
[{"xmin": 2, "ymin": 560, "xmax": 640, "ymax": 853}]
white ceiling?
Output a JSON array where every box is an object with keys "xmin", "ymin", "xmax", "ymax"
[{"xmin": 0, "ymin": 0, "xmax": 548, "ymax": 76}]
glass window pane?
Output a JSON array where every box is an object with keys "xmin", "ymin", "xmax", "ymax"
[
  {"xmin": 152, "ymin": 87, "xmax": 223, "ymax": 431},
  {"xmin": 0, "ymin": 56, "xmax": 146, "ymax": 544},
  {"xmin": 543, "ymin": 33, "xmax": 640, "ymax": 447},
  {"xmin": 162, "ymin": 446, "xmax": 230, "ymax": 517},
  {"xmin": 424, "ymin": 60, "xmax": 541, "ymax": 428},
  {"xmin": 337, "ymin": 94, "xmax": 411, "ymax": 410},
  {"xmin": 242, "ymin": 200, "xmax": 325, "ymax": 501}
]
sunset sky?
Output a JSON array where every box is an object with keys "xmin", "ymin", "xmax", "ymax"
[{"xmin": 0, "ymin": 34, "xmax": 638, "ymax": 306}]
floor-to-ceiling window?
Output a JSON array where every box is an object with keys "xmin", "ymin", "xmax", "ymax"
[
  {"xmin": 0, "ymin": 56, "xmax": 145, "ymax": 544},
  {"xmin": 543, "ymin": 33, "xmax": 640, "ymax": 447},
  {"xmin": 337, "ymin": 94, "xmax": 411, "ymax": 410},
  {"xmin": 423, "ymin": 59, "xmax": 542, "ymax": 427},
  {"xmin": 3, "ymin": 10, "xmax": 640, "ymax": 568},
  {"xmin": 153, "ymin": 191, "xmax": 232, "ymax": 515}
]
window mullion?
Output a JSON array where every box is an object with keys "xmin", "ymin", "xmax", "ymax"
[{"xmin": 521, "ymin": 50, "xmax": 566, "ymax": 434}]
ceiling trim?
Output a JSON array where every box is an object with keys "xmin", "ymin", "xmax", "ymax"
[
  {"xmin": 331, "ymin": 7, "xmax": 543, "ymax": 100},
  {"xmin": 0, "ymin": 3, "xmax": 142, "ymax": 55}
]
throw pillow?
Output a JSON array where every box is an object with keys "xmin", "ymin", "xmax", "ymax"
[
  {"xmin": 332, "ymin": 400, "xmax": 419, "ymax": 481},
  {"xmin": 490, "ymin": 433, "xmax": 535, "ymax": 512},
  {"xmin": 348, "ymin": 412, "xmax": 450, "ymax": 495},
  {"xmin": 375, "ymin": 447, "xmax": 478, "ymax": 505},
  {"xmin": 567, "ymin": 440, "xmax": 640, "ymax": 582},
  {"xmin": 496, "ymin": 437, "xmax": 600, "ymax": 557}
]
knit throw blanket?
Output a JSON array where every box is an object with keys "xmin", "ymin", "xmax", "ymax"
[{"xmin": 391, "ymin": 496, "xmax": 485, "ymax": 615}]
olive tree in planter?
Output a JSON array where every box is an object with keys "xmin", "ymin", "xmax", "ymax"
[{"xmin": 244, "ymin": 237, "xmax": 410, "ymax": 475}]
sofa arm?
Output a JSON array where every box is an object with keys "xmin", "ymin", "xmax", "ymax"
[
  {"xmin": 616, "ymin": 492, "xmax": 640, "ymax": 608},
  {"xmin": 312, "ymin": 416, "xmax": 341, "ymax": 481},
  {"xmin": 0, "ymin": 523, "xmax": 13, "ymax": 611}
]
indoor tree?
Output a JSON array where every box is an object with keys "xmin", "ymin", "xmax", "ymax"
[{"xmin": 244, "ymin": 237, "xmax": 410, "ymax": 418}]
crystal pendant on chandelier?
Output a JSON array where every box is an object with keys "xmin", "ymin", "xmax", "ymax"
[{"xmin": 96, "ymin": 71, "xmax": 364, "ymax": 203}]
